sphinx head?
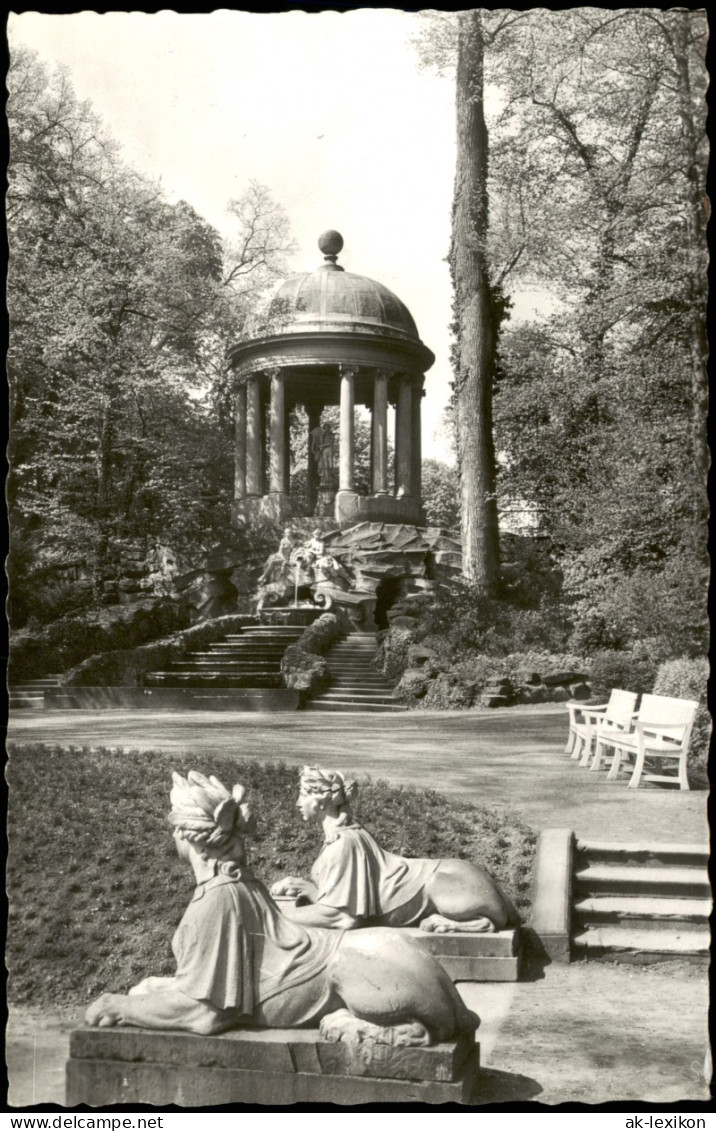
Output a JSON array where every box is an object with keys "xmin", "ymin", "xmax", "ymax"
[
  {"xmin": 297, "ymin": 765, "xmax": 358, "ymax": 825},
  {"xmin": 168, "ymin": 771, "xmax": 255, "ymax": 875}
]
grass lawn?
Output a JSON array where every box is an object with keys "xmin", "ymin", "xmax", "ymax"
[{"xmin": 7, "ymin": 743, "xmax": 536, "ymax": 1008}]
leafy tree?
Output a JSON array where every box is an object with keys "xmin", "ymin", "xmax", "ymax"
[
  {"xmin": 7, "ymin": 46, "xmax": 294, "ymax": 627},
  {"xmin": 421, "ymin": 459, "xmax": 460, "ymax": 531}
]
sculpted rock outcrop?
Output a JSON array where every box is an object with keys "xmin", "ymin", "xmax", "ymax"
[
  {"xmin": 85, "ymin": 771, "xmax": 479, "ymax": 1048},
  {"xmin": 272, "ymin": 766, "xmax": 518, "ymax": 934}
]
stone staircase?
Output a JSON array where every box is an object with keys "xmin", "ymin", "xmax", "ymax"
[
  {"xmin": 144, "ymin": 624, "xmax": 306, "ymax": 690},
  {"xmin": 306, "ymin": 633, "xmax": 407, "ymax": 713},
  {"xmin": 571, "ymin": 840, "xmax": 711, "ymax": 963},
  {"xmin": 9, "ymin": 676, "xmax": 61, "ymax": 709}
]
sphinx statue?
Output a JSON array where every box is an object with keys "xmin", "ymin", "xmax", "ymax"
[
  {"xmin": 271, "ymin": 766, "xmax": 518, "ymax": 934},
  {"xmin": 85, "ymin": 771, "xmax": 479, "ymax": 1047}
]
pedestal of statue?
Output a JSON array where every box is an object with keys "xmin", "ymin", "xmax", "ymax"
[
  {"xmin": 314, "ymin": 485, "xmax": 336, "ymax": 518},
  {"xmin": 66, "ymin": 1027, "xmax": 480, "ymax": 1106}
]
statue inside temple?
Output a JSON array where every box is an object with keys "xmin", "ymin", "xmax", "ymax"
[
  {"xmin": 310, "ymin": 422, "xmax": 335, "ymax": 484},
  {"xmin": 272, "ymin": 766, "xmax": 519, "ymax": 934},
  {"xmin": 84, "ymin": 771, "xmax": 480, "ymax": 1046}
]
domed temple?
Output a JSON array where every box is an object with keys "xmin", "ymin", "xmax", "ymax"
[{"xmin": 229, "ymin": 231, "xmax": 435, "ymax": 529}]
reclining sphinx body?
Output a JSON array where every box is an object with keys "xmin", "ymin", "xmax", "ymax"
[{"xmin": 86, "ymin": 771, "xmax": 479, "ymax": 1048}]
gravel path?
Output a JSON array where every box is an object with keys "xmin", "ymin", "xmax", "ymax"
[{"xmin": 8, "ymin": 704, "xmax": 708, "ymax": 842}]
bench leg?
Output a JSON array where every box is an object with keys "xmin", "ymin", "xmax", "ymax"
[
  {"xmin": 565, "ymin": 729, "xmax": 576, "ymax": 755},
  {"xmin": 678, "ymin": 754, "xmax": 690, "ymax": 791},
  {"xmin": 627, "ymin": 746, "xmax": 646, "ymax": 789},
  {"xmin": 571, "ymin": 733, "xmax": 584, "ymax": 762},
  {"xmin": 606, "ymin": 744, "xmax": 624, "ymax": 780},
  {"xmin": 578, "ymin": 734, "xmax": 594, "ymax": 768}
]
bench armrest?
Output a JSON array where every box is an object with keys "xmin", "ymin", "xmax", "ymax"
[{"xmin": 636, "ymin": 721, "xmax": 688, "ymax": 735}]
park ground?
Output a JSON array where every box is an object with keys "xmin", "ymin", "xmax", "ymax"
[{"xmin": 5, "ymin": 704, "xmax": 712, "ymax": 1108}]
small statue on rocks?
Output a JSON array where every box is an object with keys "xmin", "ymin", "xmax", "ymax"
[
  {"xmin": 272, "ymin": 766, "xmax": 518, "ymax": 934},
  {"xmin": 85, "ymin": 771, "xmax": 479, "ymax": 1046}
]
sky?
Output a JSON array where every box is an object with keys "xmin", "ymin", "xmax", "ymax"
[{"xmin": 8, "ymin": 9, "xmax": 549, "ymax": 462}]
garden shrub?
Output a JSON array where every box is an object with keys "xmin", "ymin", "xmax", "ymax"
[
  {"xmin": 421, "ymin": 673, "xmax": 477, "ymax": 711},
  {"xmin": 11, "ymin": 598, "xmax": 192, "ymax": 682},
  {"xmin": 376, "ymin": 624, "xmax": 415, "ymax": 684},
  {"xmin": 653, "ymin": 657, "xmax": 710, "ymax": 788},
  {"xmin": 566, "ymin": 558, "xmax": 708, "ymax": 660},
  {"xmin": 60, "ymin": 613, "xmax": 258, "ymax": 686},
  {"xmin": 6, "ymin": 744, "xmax": 537, "ymax": 1006},
  {"xmin": 588, "ymin": 649, "xmax": 659, "ymax": 701}
]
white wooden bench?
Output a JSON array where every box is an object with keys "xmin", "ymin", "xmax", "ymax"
[
  {"xmin": 565, "ymin": 689, "xmax": 638, "ymax": 768},
  {"xmin": 594, "ymin": 693, "xmax": 699, "ymax": 791}
]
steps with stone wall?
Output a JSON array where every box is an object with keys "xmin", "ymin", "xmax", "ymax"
[
  {"xmin": 305, "ymin": 633, "xmax": 407, "ymax": 713},
  {"xmin": 572, "ymin": 840, "xmax": 711, "ymax": 963},
  {"xmin": 143, "ymin": 625, "xmax": 305, "ymax": 690},
  {"xmin": 532, "ymin": 832, "xmax": 711, "ymax": 965},
  {"xmin": 9, "ymin": 676, "xmax": 61, "ymax": 710}
]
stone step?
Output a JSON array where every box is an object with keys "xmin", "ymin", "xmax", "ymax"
[
  {"xmin": 225, "ymin": 633, "xmax": 304, "ymax": 642},
  {"xmin": 183, "ymin": 652, "xmax": 284, "ymax": 662},
  {"xmin": 573, "ymin": 896, "xmax": 711, "ymax": 928},
  {"xmin": 11, "ymin": 678, "xmax": 61, "ymax": 688},
  {"xmin": 174, "ymin": 659, "xmax": 283, "ymax": 669},
  {"xmin": 574, "ymin": 864, "xmax": 710, "ymax": 899},
  {"xmin": 576, "ymin": 841, "xmax": 709, "ymax": 867},
  {"xmin": 44, "ymin": 687, "xmax": 300, "ymax": 711},
  {"xmin": 304, "ymin": 699, "xmax": 408, "ymax": 713},
  {"xmin": 329, "ymin": 645, "xmax": 377, "ymax": 653},
  {"xmin": 144, "ymin": 673, "xmax": 283, "ymax": 688},
  {"xmin": 209, "ymin": 646, "xmax": 289, "ymax": 655},
  {"xmin": 319, "ymin": 691, "xmax": 397, "ymax": 703},
  {"xmin": 572, "ymin": 926, "xmax": 710, "ymax": 958},
  {"xmin": 9, "ymin": 695, "xmax": 46, "ymax": 709},
  {"xmin": 326, "ymin": 662, "xmax": 380, "ymax": 671},
  {"xmin": 330, "ymin": 680, "xmax": 394, "ymax": 690}
]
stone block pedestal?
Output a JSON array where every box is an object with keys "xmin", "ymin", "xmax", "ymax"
[
  {"xmin": 407, "ymin": 927, "xmax": 522, "ymax": 982},
  {"xmin": 66, "ymin": 1027, "xmax": 480, "ymax": 1107}
]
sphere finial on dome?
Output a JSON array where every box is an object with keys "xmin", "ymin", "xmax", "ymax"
[{"xmin": 318, "ymin": 230, "xmax": 343, "ymax": 266}]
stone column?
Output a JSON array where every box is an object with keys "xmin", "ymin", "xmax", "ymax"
[
  {"xmin": 233, "ymin": 383, "xmax": 247, "ymax": 501},
  {"xmin": 372, "ymin": 369, "xmax": 389, "ymax": 495},
  {"xmin": 306, "ymin": 404, "xmax": 321, "ymax": 513},
  {"xmin": 411, "ymin": 380, "xmax": 423, "ymax": 503},
  {"xmin": 339, "ymin": 366, "xmax": 357, "ymax": 492},
  {"xmin": 395, "ymin": 375, "xmax": 413, "ymax": 497},
  {"xmin": 245, "ymin": 374, "xmax": 263, "ymax": 497},
  {"xmin": 269, "ymin": 369, "xmax": 288, "ymax": 494}
]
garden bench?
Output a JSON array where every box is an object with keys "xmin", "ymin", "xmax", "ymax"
[
  {"xmin": 565, "ymin": 689, "xmax": 638, "ymax": 767},
  {"xmin": 595, "ymin": 693, "xmax": 699, "ymax": 791}
]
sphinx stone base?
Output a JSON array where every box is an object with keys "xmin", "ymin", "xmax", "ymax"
[
  {"xmin": 66, "ymin": 1027, "xmax": 480, "ymax": 1107},
  {"xmin": 404, "ymin": 927, "xmax": 521, "ymax": 982}
]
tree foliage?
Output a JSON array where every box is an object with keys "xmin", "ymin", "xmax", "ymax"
[
  {"xmin": 417, "ymin": 9, "xmax": 707, "ymax": 657},
  {"xmin": 7, "ymin": 46, "xmax": 294, "ymax": 628}
]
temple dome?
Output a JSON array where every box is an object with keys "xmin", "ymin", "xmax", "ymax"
[{"xmin": 265, "ymin": 232, "xmax": 421, "ymax": 343}]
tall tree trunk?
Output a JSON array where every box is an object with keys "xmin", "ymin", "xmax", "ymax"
[
  {"xmin": 94, "ymin": 390, "xmax": 115, "ymax": 597},
  {"xmin": 449, "ymin": 9, "xmax": 500, "ymax": 593},
  {"xmin": 672, "ymin": 11, "xmax": 709, "ymax": 490}
]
